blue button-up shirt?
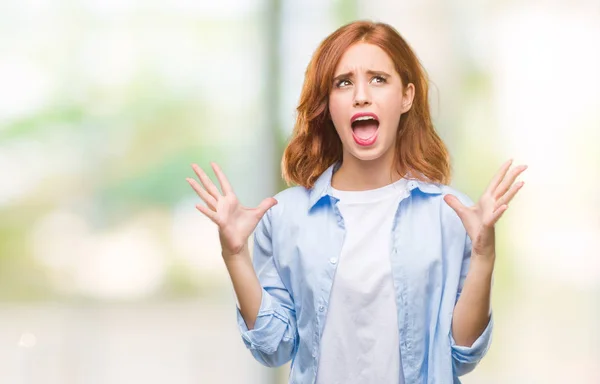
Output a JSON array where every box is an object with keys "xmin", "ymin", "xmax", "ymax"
[{"xmin": 236, "ymin": 163, "xmax": 493, "ymax": 383}]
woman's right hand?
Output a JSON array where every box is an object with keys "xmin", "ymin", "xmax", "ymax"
[{"xmin": 186, "ymin": 162, "xmax": 278, "ymax": 259}]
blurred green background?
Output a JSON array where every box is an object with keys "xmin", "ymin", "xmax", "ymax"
[{"xmin": 0, "ymin": 0, "xmax": 598, "ymax": 383}]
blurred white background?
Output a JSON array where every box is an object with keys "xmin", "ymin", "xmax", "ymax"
[{"xmin": 0, "ymin": 0, "xmax": 598, "ymax": 383}]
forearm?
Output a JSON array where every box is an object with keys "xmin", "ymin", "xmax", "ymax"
[
  {"xmin": 224, "ymin": 244, "xmax": 263, "ymax": 330},
  {"xmin": 451, "ymin": 255, "xmax": 494, "ymax": 347}
]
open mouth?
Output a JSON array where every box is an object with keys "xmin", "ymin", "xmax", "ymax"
[{"xmin": 351, "ymin": 113, "xmax": 379, "ymax": 146}]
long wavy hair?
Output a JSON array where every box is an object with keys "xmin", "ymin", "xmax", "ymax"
[{"xmin": 281, "ymin": 20, "xmax": 451, "ymax": 189}]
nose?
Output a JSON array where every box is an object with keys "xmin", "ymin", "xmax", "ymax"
[{"xmin": 353, "ymin": 82, "xmax": 371, "ymax": 107}]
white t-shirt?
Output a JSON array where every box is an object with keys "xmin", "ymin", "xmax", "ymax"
[{"xmin": 315, "ymin": 178, "xmax": 409, "ymax": 384}]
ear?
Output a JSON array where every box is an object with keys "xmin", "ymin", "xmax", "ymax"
[{"xmin": 401, "ymin": 83, "xmax": 415, "ymax": 113}]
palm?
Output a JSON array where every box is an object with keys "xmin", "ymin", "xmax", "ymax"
[
  {"xmin": 444, "ymin": 159, "xmax": 527, "ymax": 257},
  {"xmin": 214, "ymin": 195, "xmax": 269, "ymax": 255},
  {"xmin": 187, "ymin": 162, "xmax": 277, "ymax": 257}
]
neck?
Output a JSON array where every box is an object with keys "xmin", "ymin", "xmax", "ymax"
[{"xmin": 331, "ymin": 150, "xmax": 403, "ymax": 191}]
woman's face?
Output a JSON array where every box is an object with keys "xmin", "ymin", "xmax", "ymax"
[{"xmin": 328, "ymin": 43, "xmax": 414, "ymax": 162}]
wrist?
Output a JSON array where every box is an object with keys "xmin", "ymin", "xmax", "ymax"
[
  {"xmin": 472, "ymin": 249, "xmax": 495, "ymax": 263},
  {"xmin": 222, "ymin": 243, "xmax": 250, "ymax": 261}
]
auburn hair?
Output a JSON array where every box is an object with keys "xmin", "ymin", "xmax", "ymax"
[{"xmin": 281, "ymin": 20, "xmax": 451, "ymax": 189}]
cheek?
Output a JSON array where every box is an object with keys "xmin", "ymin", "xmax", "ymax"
[
  {"xmin": 380, "ymin": 94, "xmax": 404, "ymax": 125},
  {"xmin": 328, "ymin": 96, "xmax": 346, "ymax": 128}
]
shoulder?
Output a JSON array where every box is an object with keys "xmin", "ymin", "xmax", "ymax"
[
  {"xmin": 438, "ymin": 184, "xmax": 475, "ymax": 206},
  {"xmin": 412, "ymin": 180, "xmax": 474, "ymax": 208},
  {"xmin": 273, "ymin": 185, "xmax": 310, "ymax": 204},
  {"xmin": 273, "ymin": 186, "xmax": 311, "ymax": 210},
  {"xmin": 263, "ymin": 185, "xmax": 311, "ymax": 224},
  {"xmin": 436, "ymin": 184, "xmax": 474, "ymax": 236}
]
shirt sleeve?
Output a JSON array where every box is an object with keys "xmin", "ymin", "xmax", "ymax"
[
  {"xmin": 235, "ymin": 207, "xmax": 298, "ymax": 367},
  {"xmin": 450, "ymin": 226, "xmax": 494, "ymax": 376}
]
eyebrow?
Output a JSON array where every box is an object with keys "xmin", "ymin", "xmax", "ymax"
[{"xmin": 332, "ymin": 70, "xmax": 391, "ymax": 82}]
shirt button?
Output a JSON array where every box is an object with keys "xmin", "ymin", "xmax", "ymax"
[
  {"xmin": 319, "ymin": 305, "xmax": 325, "ymax": 312},
  {"xmin": 329, "ymin": 258, "xmax": 337, "ymax": 264}
]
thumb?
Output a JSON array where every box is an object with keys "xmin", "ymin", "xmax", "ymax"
[
  {"xmin": 443, "ymin": 194, "xmax": 467, "ymax": 219},
  {"xmin": 255, "ymin": 197, "xmax": 278, "ymax": 217}
]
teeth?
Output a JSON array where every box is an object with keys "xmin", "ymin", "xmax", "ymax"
[{"xmin": 354, "ymin": 116, "xmax": 376, "ymax": 122}]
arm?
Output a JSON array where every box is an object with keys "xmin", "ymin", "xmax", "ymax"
[
  {"xmin": 186, "ymin": 162, "xmax": 297, "ymax": 367},
  {"xmin": 224, "ymin": 244, "xmax": 262, "ymax": 330},
  {"xmin": 233, "ymin": 209, "xmax": 298, "ymax": 367},
  {"xmin": 448, "ymin": 230, "xmax": 495, "ymax": 376},
  {"xmin": 451, "ymin": 253, "xmax": 494, "ymax": 347},
  {"xmin": 444, "ymin": 159, "xmax": 527, "ymax": 376}
]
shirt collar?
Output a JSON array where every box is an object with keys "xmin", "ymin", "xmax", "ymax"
[{"xmin": 308, "ymin": 162, "xmax": 442, "ymax": 211}]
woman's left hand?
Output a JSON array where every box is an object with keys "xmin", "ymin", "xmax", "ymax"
[{"xmin": 444, "ymin": 159, "xmax": 527, "ymax": 259}]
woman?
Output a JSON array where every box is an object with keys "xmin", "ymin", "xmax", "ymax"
[{"xmin": 187, "ymin": 20, "xmax": 526, "ymax": 384}]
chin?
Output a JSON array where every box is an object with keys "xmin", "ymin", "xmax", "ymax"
[
  {"xmin": 348, "ymin": 146, "xmax": 387, "ymax": 162},
  {"xmin": 339, "ymin": 128, "xmax": 395, "ymax": 162}
]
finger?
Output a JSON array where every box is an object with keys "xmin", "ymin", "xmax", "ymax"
[
  {"xmin": 495, "ymin": 181, "xmax": 524, "ymax": 210},
  {"xmin": 494, "ymin": 165, "xmax": 527, "ymax": 199},
  {"xmin": 192, "ymin": 164, "xmax": 221, "ymax": 200},
  {"xmin": 253, "ymin": 197, "xmax": 278, "ymax": 217},
  {"xmin": 484, "ymin": 159, "xmax": 513, "ymax": 196},
  {"xmin": 186, "ymin": 178, "xmax": 217, "ymax": 210},
  {"xmin": 443, "ymin": 194, "xmax": 469, "ymax": 221},
  {"xmin": 485, "ymin": 204, "xmax": 508, "ymax": 227},
  {"xmin": 196, "ymin": 203, "xmax": 219, "ymax": 224},
  {"xmin": 211, "ymin": 162, "xmax": 234, "ymax": 196}
]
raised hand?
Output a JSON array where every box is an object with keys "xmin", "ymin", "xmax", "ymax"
[
  {"xmin": 444, "ymin": 159, "xmax": 527, "ymax": 258},
  {"xmin": 186, "ymin": 162, "xmax": 277, "ymax": 258}
]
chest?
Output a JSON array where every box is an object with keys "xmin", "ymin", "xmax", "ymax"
[{"xmin": 273, "ymin": 197, "xmax": 447, "ymax": 304}]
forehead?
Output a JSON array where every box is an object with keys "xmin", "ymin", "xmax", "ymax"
[{"xmin": 334, "ymin": 42, "xmax": 396, "ymax": 74}]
